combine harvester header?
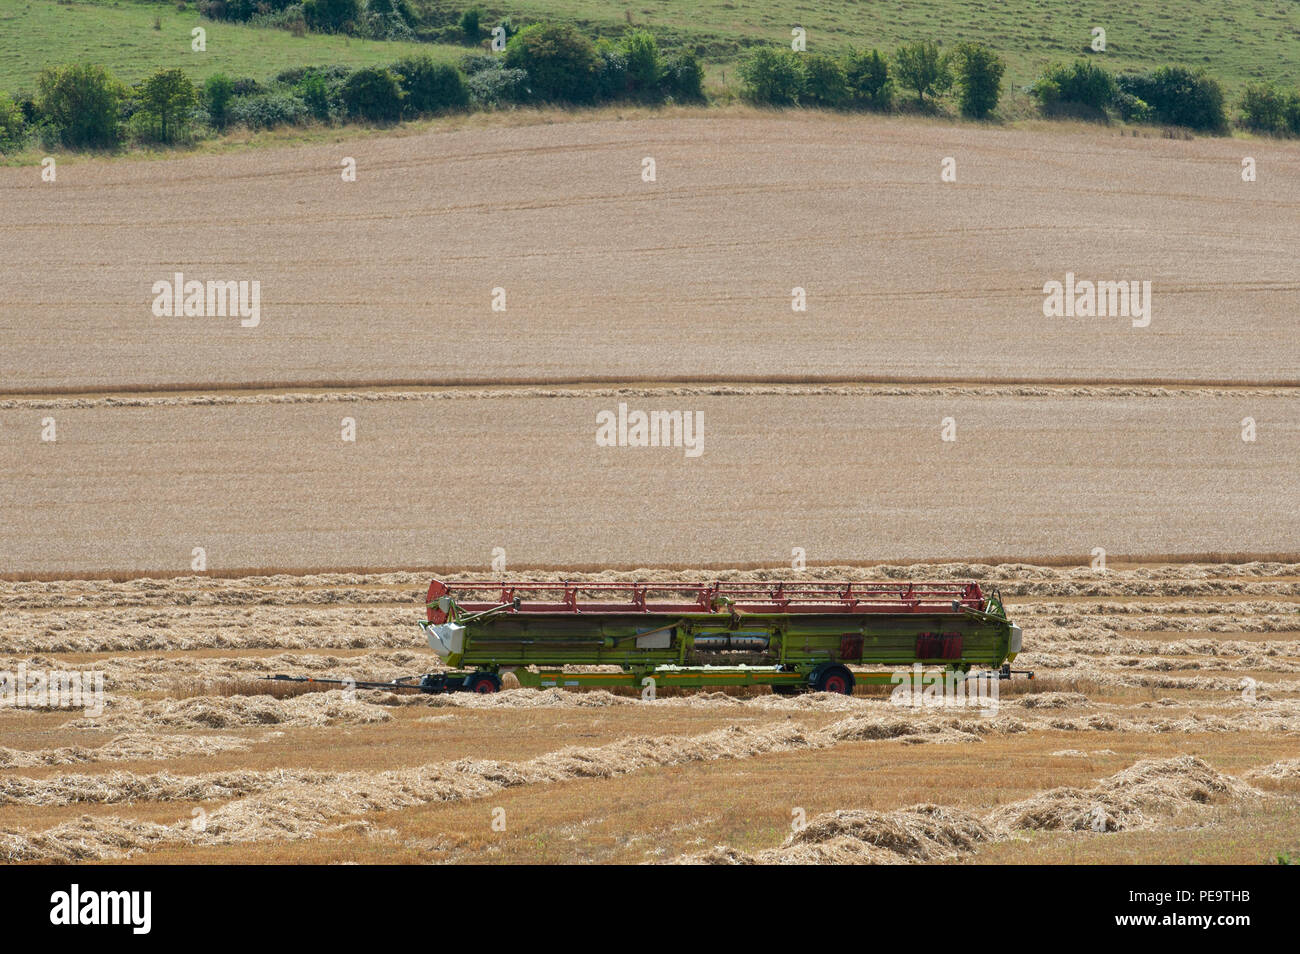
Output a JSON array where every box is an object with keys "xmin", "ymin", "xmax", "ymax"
[{"xmin": 408, "ymin": 578, "xmax": 1026, "ymax": 695}]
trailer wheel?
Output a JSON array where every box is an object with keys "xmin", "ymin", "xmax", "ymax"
[
  {"xmin": 812, "ymin": 665, "xmax": 855, "ymax": 695},
  {"xmin": 466, "ymin": 673, "xmax": 501, "ymax": 694}
]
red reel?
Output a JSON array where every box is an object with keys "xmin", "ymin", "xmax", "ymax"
[{"xmin": 426, "ymin": 579, "xmax": 450, "ymax": 623}]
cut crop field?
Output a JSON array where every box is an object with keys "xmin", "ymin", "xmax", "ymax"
[
  {"xmin": 2, "ymin": 563, "xmax": 1298, "ymax": 864},
  {"xmin": 2, "ymin": 106, "xmax": 1298, "ymax": 868},
  {"xmin": 1, "ymin": 386, "xmax": 1297, "ymax": 574},
  {"xmin": 3, "ymin": 114, "xmax": 1299, "ymax": 392}
]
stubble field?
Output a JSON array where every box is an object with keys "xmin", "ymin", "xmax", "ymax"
[
  {"xmin": 1, "ymin": 562, "xmax": 1299, "ymax": 864},
  {"xmin": 2, "ymin": 111, "xmax": 1298, "ymax": 864},
  {"xmin": 2, "ymin": 113, "xmax": 1298, "ymax": 391},
  {"xmin": 0, "ymin": 386, "xmax": 1297, "ymax": 573}
]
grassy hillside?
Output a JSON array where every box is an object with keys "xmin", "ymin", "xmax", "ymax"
[
  {"xmin": 0, "ymin": 0, "xmax": 463, "ymax": 91},
  {"xmin": 458, "ymin": 0, "xmax": 1300, "ymax": 91},
  {"xmin": 3, "ymin": 0, "xmax": 1298, "ymax": 97}
]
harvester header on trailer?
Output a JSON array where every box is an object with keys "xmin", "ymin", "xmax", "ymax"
[{"xmin": 415, "ymin": 578, "xmax": 1025, "ymax": 695}]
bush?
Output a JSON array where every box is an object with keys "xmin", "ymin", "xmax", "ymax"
[
  {"xmin": 801, "ymin": 53, "xmax": 849, "ymax": 108},
  {"xmin": 466, "ymin": 66, "xmax": 530, "ymax": 108},
  {"xmin": 459, "ymin": 53, "xmax": 500, "ymax": 75},
  {"xmin": 843, "ymin": 48, "xmax": 892, "ymax": 109},
  {"xmin": 659, "ymin": 51, "xmax": 704, "ymax": 103},
  {"xmin": 340, "ymin": 66, "xmax": 404, "ymax": 122},
  {"xmin": 1031, "ymin": 60, "xmax": 1116, "ymax": 114},
  {"xmin": 203, "ymin": 73, "xmax": 235, "ymax": 129},
  {"xmin": 198, "ymin": 0, "xmax": 254, "ymax": 21},
  {"xmin": 302, "ymin": 0, "xmax": 359, "ymax": 33},
  {"xmin": 0, "ymin": 92, "xmax": 27, "ymax": 151},
  {"xmin": 15, "ymin": 94, "xmax": 39, "ymax": 127},
  {"xmin": 231, "ymin": 77, "xmax": 264, "ymax": 97},
  {"xmin": 459, "ymin": 8, "xmax": 481, "ymax": 43},
  {"xmin": 248, "ymin": 2, "xmax": 306, "ymax": 30},
  {"xmin": 738, "ymin": 47, "xmax": 804, "ymax": 106},
  {"xmin": 138, "ymin": 67, "xmax": 198, "ymax": 143},
  {"xmin": 621, "ymin": 30, "xmax": 660, "ymax": 100},
  {"xmin": 37, "ymin": 63, "xmax": 127, "ymax": 149},
  {"xmin": 200, "ymin": 0, "xmax": 295, "ymax": 21},
  {"xmin": 951, "ymin": 42, "xmax": 1003, "ymax": 119},
  {"xmin": 393, "ymin": 56, "xmax": 468, "ymax": 116},
  {"xmin": 1118, "ymin": 66, "xmax": 1226, "ymax": 132},
  {"xmin": 227, "ymin": 91, "xmax": 307, "ymax": 129},
  {"xmin": 356, "ymin": 0, "xmax": 413, "ymax": 42},
  {"xmin": 367, "ymin": 14, "xmax": 415, "ymax": 42},
  {"xmin": 123, "ymin": 110, "xmax": 158, "ymax": 145},
  {"xmin": 1113, "ymin": 91, "xmax": 1152, "ymax": 123},
  {"xmin": 298, "ymin": 71, "xmax": 336, "ymax": 121},
  {"xmin": 1238, "ymin": 81, "xmax": 1287, "ymax": 132},
  {"xmin": 1284, "ymin": 92, "xmax": 1300, "ymax": 136},
  {"xmin": 893, "ymin": 40, "xmax": 951, "ymax": 103},
  {"xmin": 593, "ymin": 46, "xmax": 629, "ymax": 101},
  {"xmin": 504, "ymin": 24, "xmax": 601, "ymax": 103}
]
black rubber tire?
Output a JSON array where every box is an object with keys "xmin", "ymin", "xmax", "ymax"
[
  {"xmin": 811, "ymin": 664, "xmax": 855, "ymax": 695},
  {"xmin": 465, "ymin": 672, "xmax": 501, "ymax": 694}
]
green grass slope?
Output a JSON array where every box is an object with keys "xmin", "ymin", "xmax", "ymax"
[
  {"xmin": 0, "ymin": 0, "xmax": 463, "ymax": 91},
  {"xmin": 3, "ymin": 0, "xmax": 1298, "ymax": 98},
  {"xmin": 464, "ymin": 0, "xmax": 1300, "ymax": 91}
]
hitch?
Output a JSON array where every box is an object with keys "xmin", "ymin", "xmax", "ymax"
[{"xmin": 262, "ymin": 673, "xmax": 472, "ymax": 694}]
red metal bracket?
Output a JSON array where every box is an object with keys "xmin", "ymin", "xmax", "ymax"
[{"xmin": 428, "ymin": 579, "xmax": 984, "ymax": 620}]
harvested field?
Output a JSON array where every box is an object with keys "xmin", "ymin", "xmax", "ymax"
[
  {"xmin": 1, "ymin": 112, "xmax": 1297, "ymax": 868},
  {"xmin": 688, "ymin": 755, "xmax": 1263, "ymax": 864},
  {"xmin": 1, "ymin": 562, "xmax": 1298, "ymax": 864},
  {"xmin": 2, "ymin": 114, "xmax": 1298, "ymax": 393},
  {"xmin": 1, "ymin": 391, "xmax": 1296, "ymax": 573}
]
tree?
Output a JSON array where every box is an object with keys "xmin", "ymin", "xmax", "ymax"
[
  {"xmin": 737, "ymin": 47, "xmax": 804, "ymax": 106},
  {"xmin": 299, "ymin": 72, "xmax": 334, "ymax": 122},
  {"xmin": 37, "ymin": 63, "xmax": 127, "ymax": 149},
  {"xmin": 459, "ymin": 7, "xmax": 482, "ymax": 43},
  {"xmin": 340, "ymin": 66, "xmax": 403, "ymax": 122},
  {"xmin": 302, "ymin": 0, "xmax": 359, "ymax": 33},
  {"xmin": 621, "ymin": 30, "xmax": 660, "ymax": 99},
  {"xmin": 952, "ymin": 43, "xmax": 1004, "ymax": 119},
  {"xmin": 140, "ymin": 68, "xmax": 198, "ymax": 143},
  {"xmin": 393, "ymin": 56, "xmax": 469, "ymax": 116},
  {"xmin": 843, "ymin": 48, "xmax": 892, "ymax": 109},
  {"xmin": 1031, "ymin": 60, "xmax": 1116, "ymax": 113},
  {"xmin": 593, "ymin": 46, "xmax": 629, "ymax": 101},
  {"xmin": 204, "ymin": 73, "xmax": 235, "ymax": 129},
  {"xmin": 1284, "ymin": 92, "xmax": 1300, "ymax": 136},
  {"xmin": 801, "ymin": 53, "xmax": 848, "ymax": 108},
  {"xmin": 892, "ymin": 40, "xmax": 951, "ymax": 104},
  {"xmin": 1238, "ymin": 81, "xmax": 1286, "ymax": 132},
  {"xmin": 659, "ymin": 52, "xmax": 704, "ymax": 103},
  {"xmin": 504, "ymin": 24, "xmax": 601, "ymax": 102},
  {"xmin": 1119, "ymin": 66, "xmax": 1226, "ymax": 132},
  {"xmin": 0, "ymin": 92, "xmax": 26, "ymax": 152},
  {"xmin": 1113, "ymin": 91, "xmax": 1152, "ymax": 123}
]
